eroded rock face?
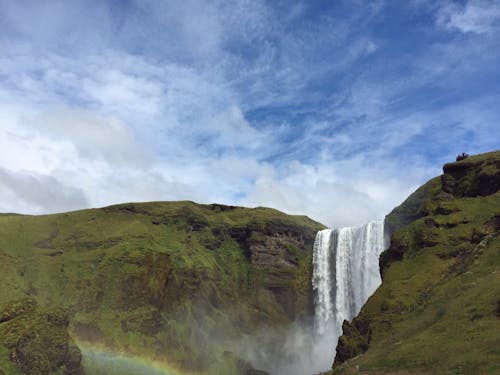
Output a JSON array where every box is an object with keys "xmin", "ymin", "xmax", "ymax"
[
  {"xmin": 334, "ymin": 315, "xmax": 371, "ymax": 366},
  {"xmin": 229, "ymin": 220, "xmax": 317, "ymax": 321},
  {"xmin": 442, "ymin": 151, "xmax": 500, "ymax": 197},
  {"xmin": 383, "ymin": 177, "xmax": 445, "ymax": 239},
  {"xmin": 0, "ymin": 300, "xmax": 83, "ymax": 375},
  {"xmin": 0, "ymin": 201, "xmax": 324, "ymax": 374}
]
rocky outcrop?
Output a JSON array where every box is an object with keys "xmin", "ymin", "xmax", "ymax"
[
  {"xmin": 0, "ymin": 300, "xmax": 83, "ymax": 375},
  {"xmin": 383, "ymin": 176, "xmax": 441, "ymax": 238},
  {"xmin": 333, "ymin": 315, "xmax": 371, "ymax": 366},
  {"xmin": 381, "ymin": 152, "xmax": 499, "ymax": 273},
  {"xmin": 229, "ymin": 219, "xmax": 318, "ymax": 321},
  {"xmin": 442, "ymin": 150, "xmax": 500, "ymax": 197}
]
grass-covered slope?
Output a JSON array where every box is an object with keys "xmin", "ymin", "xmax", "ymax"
[
  {"xmin": 0, "ymin": 201, "xmax": 324, "ymax": 374},
  {"xmin": 331, "ymin": 151, "xmax": 500, "ymax": 374}
]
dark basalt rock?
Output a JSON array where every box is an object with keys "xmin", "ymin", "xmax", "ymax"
[
  {"xmin": 442, "ymin": 151, "xmax": 500, "ymax": 197},
  {"xmin": 485, "ymin": 214, "xmax": 500, "ymax": 233},
  {"xmin": 334, "ymin": 315, "xmax": 371, "ymax": 366},
  {"xmin": 379, "ymin": 231, "xmax": 407, "ymax": 275},
  {"xmin": 208, "ymin": 203, "xmax": 238, "ymax": 212}
]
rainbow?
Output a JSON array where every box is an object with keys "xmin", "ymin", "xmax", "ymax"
[{"xmin": 75, "ymin": 340, "xmax": 195, "ymax": 375}]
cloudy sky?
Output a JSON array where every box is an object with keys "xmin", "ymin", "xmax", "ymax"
[{"xmin": 0, "ymin": 0, "xmax": 499, "ymax": 227}]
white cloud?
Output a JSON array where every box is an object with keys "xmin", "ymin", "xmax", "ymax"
[
  {"xmin": 0, "ymin": 106, "xmax": 210, "ymax": 214},
  {"xmin": 40, "ymin": 108, "xmax": 151, "ymax": 166},
  {"xmin": 241, "ymin": 158, "xmax": 427, "ymax": 228},
  {"xmin": 81, "ymin": 69, "xmax": 163, "ymax": 115},
  {"xmin": 0, "ymin": 0, "xmax": 498, "ymax": 229},
  {"xmin": 437, "ymin": 0, "xmax": 500, "ymax": 34},
  {"xmin": 0, "ymin": 167, "xmax": 88, "ymax": 214},
  {"xmin": 0, "ymin": 92, "xmax": 424, "ymax": 226},
  {"xmin": 2, "ymin": 37, "xmax": 490, "ymax": 226}
]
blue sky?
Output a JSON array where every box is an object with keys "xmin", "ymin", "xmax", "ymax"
[{"xmin": 0, "ymin": 0, "xmax": 499, "ymax": 227}]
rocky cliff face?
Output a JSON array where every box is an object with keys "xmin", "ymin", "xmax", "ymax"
[
  {"xmin": 0, "ymin": 202, "xmax": 323, "ymax": 374},
  {"xmin": 442, "ymin": 151, "xmax": 500, "ymax": 197},
  {"xmin": 330, "ymin": 151, "xmax": 500, "ymax": 374}
]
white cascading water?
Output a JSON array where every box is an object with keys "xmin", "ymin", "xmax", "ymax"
[{"xmin": 312, "ymin": 220, "xmax": 386, "ymax": 362}]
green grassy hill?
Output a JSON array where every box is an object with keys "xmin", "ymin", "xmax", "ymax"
[
  {"xmin": 330, "ymin": 151, "xmax": 500, "ymax": 374},
  {"xmin": 0, "ymin": 201, "xmax": 324, "ymax": 374},
  {"xmin": 2, "ymin": 151, "xmax": 498, "ymax": 375}
]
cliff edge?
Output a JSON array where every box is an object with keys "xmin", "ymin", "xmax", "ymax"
[
  {"xmin": 331, "ymin": 151, "xmax": 500, "ymax": 374},
  {"xmin": 0, "ymin": 202, "xmax": 324, "ymax": 374}
]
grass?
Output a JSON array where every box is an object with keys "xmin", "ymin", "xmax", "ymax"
[
  {"xmin": 0, "ymin": 201, "xmax": 324, "ymax": 374},
  {"xmin": 331, "ymin": 151, "xmax": 500, "ymax": 374}
]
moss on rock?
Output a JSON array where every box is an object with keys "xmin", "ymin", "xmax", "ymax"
[
  {"xmin": 442, "ymin": 150, "xmax": 500, "ymax": 197},
  {"xmin": 0, "ymin": 301, "xmax": 83, "ymax": 375},
  {"xmin": 0, "ymin": 201, "xmax": 324, "ymax": 374}
]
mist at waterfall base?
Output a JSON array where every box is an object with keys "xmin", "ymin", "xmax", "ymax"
[{"xmin": 237, "ymin": 221, "xmax": 387, "ymax": 375}]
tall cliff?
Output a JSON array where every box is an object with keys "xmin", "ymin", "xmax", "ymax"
[
  {"xmin": 330, "ymin": 151, "xmax": 500, "ymax": 374},
  {"xmin": 0, "ymin": 202, "xmax": 324, "ymax": 374}
]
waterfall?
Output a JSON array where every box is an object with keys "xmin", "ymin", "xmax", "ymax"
[{"xmin": 312, "ymin": 221, "xmax": 386, "ymax": 359}]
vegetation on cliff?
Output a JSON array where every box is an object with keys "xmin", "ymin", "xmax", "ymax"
[
  {"xmin": 0, "ymin": 299, "xmax": 82, "ymax": 375},
  {"xmin": 0, "ymin": 201, "xmax": 324, "ymax": 374},
  {"xmin": 331, "ymin": 151, "xmax": 500, "ymax": 374},
  {"xmin": 2, "ymin": 150, "xmax": 498, "ymax": 375}
]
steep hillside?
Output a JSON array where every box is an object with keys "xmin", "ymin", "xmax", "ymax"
[
  {"xmin": 330, "ymin": 151, "xmax": 500, "ymax": 374},
  {"xmin": 0, "ymin": 201, "xmax": 324, "ymax": 374}
]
